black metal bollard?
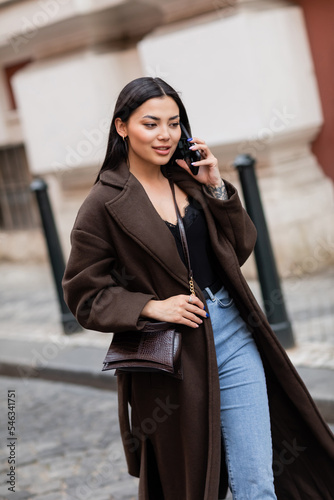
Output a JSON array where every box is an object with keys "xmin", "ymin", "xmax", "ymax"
[
  {"xmin": 30, "ymin": 179, "xmax": 82, "ymax": 334},
  {"xmin": 233, "ymin": 154, "xmax": 294, "ymax": 349}
]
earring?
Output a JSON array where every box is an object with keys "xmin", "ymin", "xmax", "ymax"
[{"xmin": 123, "ymin": 136, "xmax": 127, "ymax": 142}]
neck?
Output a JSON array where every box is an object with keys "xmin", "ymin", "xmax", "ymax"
[{"xmin": 128, "ymin": 158, "xmax": 165, "ymax": 185}]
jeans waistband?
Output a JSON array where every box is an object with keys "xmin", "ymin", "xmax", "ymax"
[{"xmin": 201, "ymin": 279, "xmax": 223, "ymax": 300}]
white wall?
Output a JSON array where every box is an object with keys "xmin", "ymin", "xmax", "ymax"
[
  {"xmin": 139, "ymin": 6, "xmax": 322, "ymax": 152},
  {"xmin": 11, "ymin": 46, "xmax": 142, "ymax": 175}
]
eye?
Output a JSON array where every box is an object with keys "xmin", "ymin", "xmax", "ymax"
[
  {"xmin": 144, "ymin": 123, "xmax": 157, "ymax": 128},
  {"xmin": 170, "ymin": 122, "xmax": 180, "ymax": 128}
]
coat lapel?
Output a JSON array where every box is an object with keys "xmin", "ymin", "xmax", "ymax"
[{"xmin": 101, "ymin": 163, "xmax": 191, "ymax": 290}]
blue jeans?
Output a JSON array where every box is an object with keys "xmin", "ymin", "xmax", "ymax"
[{"xmin": 204, "ymin": 285, "xmax": 277, "ymax": 500}]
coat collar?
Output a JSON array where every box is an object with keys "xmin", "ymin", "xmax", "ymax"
[
  {"xmin": 99, "ymin": 161, "xmax": 131, "ymax": 188},
  {"xmin": 99, "ymin": 161, "xmax": 200, "ymax": 189}
]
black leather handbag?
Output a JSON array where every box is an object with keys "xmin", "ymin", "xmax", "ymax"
[
  {"xmin": 102, "ymin": 321, "xmax": 183, "ymax": 379},
  {"xmin": 101, "ymin": 174, "xmax": 195, "ymax": 379}
]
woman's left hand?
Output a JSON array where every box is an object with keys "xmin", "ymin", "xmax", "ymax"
[{"xmin": 175, "ymin": 137, "xmax": 222, "ymax": 188}]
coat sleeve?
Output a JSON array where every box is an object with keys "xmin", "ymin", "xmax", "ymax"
[
  {"xmin": 62, "ymin": 201, "xmax": 156, "ymax": 333},
  {"xmin": 202, "ymin": 179, "xmax": 257, "ymax": 267}
]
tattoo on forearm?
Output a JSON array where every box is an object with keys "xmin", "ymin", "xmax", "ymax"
[{"xmin": 205, "ymin": 181, "xmax": 228, "ymax": 200}]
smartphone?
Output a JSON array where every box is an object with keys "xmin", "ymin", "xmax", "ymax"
[{"xmin": 175, "ymin": 123, "xmax": 201, "ymax": 175}]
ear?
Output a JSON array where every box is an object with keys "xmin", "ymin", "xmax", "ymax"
[{"xmin": 115, "ymin": 117, "xmax": 128, "ymax": 139}]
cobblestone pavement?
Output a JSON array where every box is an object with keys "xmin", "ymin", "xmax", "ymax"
[
  {"xmin": 0, "ymin": 375, "xmax": 332, "ymax": 500},
  {"xmin": 0, "ymin": 373, "xmax": 235, "ymax": 500},
  {"xmin": 0, "ymin": 376, "xmax": 139, "ymax": 500}
]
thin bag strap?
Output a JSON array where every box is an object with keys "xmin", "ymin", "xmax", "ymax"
[{"xmin": 167, "ymin": 174, "xmax": 196, "ymax": 296}]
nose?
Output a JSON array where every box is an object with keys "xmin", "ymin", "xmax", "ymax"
[{"xmin": 157, "ymin": 124, "xmax": 170, "ymax": 141}]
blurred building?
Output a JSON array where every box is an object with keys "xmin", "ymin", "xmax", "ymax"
[{"xmin": 0, "ymin": 0, "xmax": 333, "ymax": 278}]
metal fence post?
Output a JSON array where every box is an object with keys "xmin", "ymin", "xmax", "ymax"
[
  {"xmin": 30, "ymin": 178, "xmax": 82, "ymax": 334},
  {"xmin": 233, "ymin": 154, "xmax": 294, "ymax": 348}
]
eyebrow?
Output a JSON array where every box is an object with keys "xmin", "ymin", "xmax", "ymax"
[{"xmin": 142, "ymin": 114, "xmax": 180, "ymax": 121}]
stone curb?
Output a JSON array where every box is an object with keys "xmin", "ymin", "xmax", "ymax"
[
  {"xmin": 0, "ymin": 339, "xmax": 333, "ymax": 422},
  {"xmin": 0, "ymin": 361, "xmax": 117, "ymax": 391}
]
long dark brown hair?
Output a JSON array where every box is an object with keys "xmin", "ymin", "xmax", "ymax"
[{"xmin": 95, "ymin": 77, "xmax": 191, "ymax": 182}]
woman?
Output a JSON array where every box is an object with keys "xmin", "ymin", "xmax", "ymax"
[{"xmin": 63, "ymin": 77, "xmax": 334, "ymax": 499}]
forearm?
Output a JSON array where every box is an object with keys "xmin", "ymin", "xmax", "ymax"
[
  {"xmin": 202, "ymin": 179, "xmax": 257, "ymax": 266},
  {"xmin": 63, "ymin": 229, "xmax": 156, "ymax": 332},
  {"xmin": 204, "ymin": 179, "xmax": 229, "ymax": 200},
  {"xmin": 140, "ymin": 299, "xmax": 158, "ymax": 319},
  {"xmin": 140, "ymin": 295, "xmax": 206, "ymax": 328}
]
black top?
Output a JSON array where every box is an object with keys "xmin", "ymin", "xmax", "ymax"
[{"xmin": 164, "ymin": 196, "xmax": 220, "ymax": 290}]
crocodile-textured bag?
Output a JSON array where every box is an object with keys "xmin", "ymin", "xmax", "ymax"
[
  {"xmin": 102, "ymin": 321, "xmax": 183, "ymax": 379},
  {"xmin": 101, "ymin": 174, "xmax": 195, "ymax": 380}
]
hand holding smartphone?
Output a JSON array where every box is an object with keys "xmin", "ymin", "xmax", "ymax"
[{"xmin": 176, "ymin": 123, "xmax": 201, "ymax": 175}]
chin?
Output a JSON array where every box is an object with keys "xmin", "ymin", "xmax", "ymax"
[{"xmin": 159, "ymin": 158, "xmax": 173, "ymax": 166}]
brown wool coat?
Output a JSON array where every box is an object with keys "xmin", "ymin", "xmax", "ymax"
[{"xmin": 63, "ymin": 161, "xmax": 334, "ymax": 500}]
